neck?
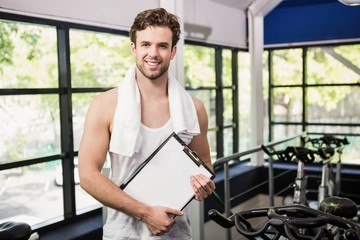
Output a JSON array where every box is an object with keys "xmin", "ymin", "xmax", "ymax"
[{"xmin": 135, "ymin": 72, "xmax": 169, "ymax": 100}]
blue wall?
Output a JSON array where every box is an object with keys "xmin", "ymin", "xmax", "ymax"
[{"xmin": 264, "ymin": 1, "xmax": 360, "ymax": 45}]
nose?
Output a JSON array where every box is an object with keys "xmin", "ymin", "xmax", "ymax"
[{"xmin": 148, "ymin": 45, "xmax": 159, "ymax": 58}]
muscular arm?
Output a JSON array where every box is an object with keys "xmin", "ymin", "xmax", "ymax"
[
  {"xmin": 188, "ymin": 97, "xmax": 216, "ymax": 201},
  {"xmin": 78, "ymin": 89, "xmax": 181, "ymax": 235},
  {"xmin": 78, "ymin": 89, "xmax": 145, "ymax": 216}
]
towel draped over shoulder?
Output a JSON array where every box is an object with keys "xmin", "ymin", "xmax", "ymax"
[{"xmin": 109, "ymin": 64, "xmax": 200, "ymax": 157}]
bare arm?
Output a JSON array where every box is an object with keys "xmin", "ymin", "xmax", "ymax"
[
  {"xmin": 78, "ymin": 89, "xmax": 146, "ymax": 217},
  {"xmin": 78, "ymin": 89, "xmax": 182, "ymax": 236},
  {"xmin": 188, "ymin": 97, "xmax": 216, "ymax": 201}
]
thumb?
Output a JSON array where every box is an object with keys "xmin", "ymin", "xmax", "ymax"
[{"xmin": 165, "ymin": 208, "xmax": 184, "ymax": 217}]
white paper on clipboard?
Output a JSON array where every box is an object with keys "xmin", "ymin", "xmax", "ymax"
[{"xmin": 120, "ymin": 132, "xmax": 215, "ymax": 211}]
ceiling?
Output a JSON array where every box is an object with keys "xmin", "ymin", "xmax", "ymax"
[
  {"xmin": 209, "ymin": 0, "xmax": 254, "ymax": 10},
  {"xmin": 210, "ymin": 0, "xmax": 347, "ymax": 11},
  {"xmin": 264, "ymin": 0, "xmax": 360, "ymax": 45},
  {"xmin": 277, "ymin": 0, "xmax": 336, "ymax": 8},
  {"xmin": 209, "ymin": 0, "xmax": 360, "ymax": 45}
]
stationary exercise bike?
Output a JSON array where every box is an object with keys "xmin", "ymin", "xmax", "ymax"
[
  {"xmin": 209, "ymin": 196, "xmax": 360, "ymax": 240},
  {"xmin": 261, "ymin": 144, "xmax": 318, "ymax": 205},
  {"xmin": 211, "ymin": 136, "xmax": 359, "ymax": 239},
  {"xmin": 304, "ymin": 135, "xmax": 349, "ymax": 203},
  {"xmin": 0, "ymin": 221, "xmax": 39, "ymax": 240},
  {"xmin": 262, "ymin": 135, "xmax": 349, "ymax": 207}
]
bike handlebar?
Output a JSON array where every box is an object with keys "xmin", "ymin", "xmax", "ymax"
[
  {"xmin": 306, "ymin": 135, "xmax": 349, "ymax": 149},
  {"xmin": 209, "ymin": 204, "xmax": 360, "ymax": 240},
  {"xmin": 261, "ymin": 145, "xmax": 319, "ymax": 163},
  {"xmin": 208, "ymin": 209, "xmax": 234, "ymax": 229},
  {"xmin": 262, "ymin": 135, "xmax": 350, "ymax": 163}
]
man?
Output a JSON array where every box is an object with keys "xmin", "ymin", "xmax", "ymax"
[{"xmin": 78, "ymin": 7, "xmax": 215, "ymax": 239}]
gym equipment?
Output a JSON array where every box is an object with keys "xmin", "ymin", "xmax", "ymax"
[
  {"xmin": 0, "ymin": 221, "xmax": 39, "ymax": 240},
  {"xmin": 209, "ymin": 196, "xmax": 360, "ymax": 240}
]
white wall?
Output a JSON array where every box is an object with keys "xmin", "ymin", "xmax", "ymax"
[
  {"xmin": 184, "ymin": 0, "xmax": 247, "ymax": 48},
  {"xmin": 0, "ymin": 0, "xmax": 159, "ymax": 31},
  {"xmin": 0, "ymin": 0, "xmax": 248, "ymax": 49}
]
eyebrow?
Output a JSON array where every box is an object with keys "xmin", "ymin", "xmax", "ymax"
[{"xmin": 139, "ymin": 41, "xmax": 170, "ymax": 46}]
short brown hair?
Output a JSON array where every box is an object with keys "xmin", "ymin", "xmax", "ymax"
[{"xmin": 129, "ymin": 8, "xmax": 181, "ymax": 48}]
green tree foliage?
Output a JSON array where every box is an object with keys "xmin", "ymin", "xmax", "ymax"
[
  {"xmin": 0, "ymin": 20, "xmax": 134, "ymax": 163},
  {"xmin": 184, "ymin": 45, "xmax": 215, "ymax": 87},
  {"xmin": 272, "ymin": 46, "xmax": 360, "ymax": 118},
  {"xmin": 70, "ymin": 29, "xmax": 132, "ymax": 88},
  {"xmin": 0, "ymin": 21, "xmax": 17, "ymax": 71}
]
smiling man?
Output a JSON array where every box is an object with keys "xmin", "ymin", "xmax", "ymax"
[{"xmin": 78, "ymin": 8, "xmax": 215, "ymax": 239}]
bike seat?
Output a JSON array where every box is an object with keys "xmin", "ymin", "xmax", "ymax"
[
  {"xmin": 317, "ymin": 146, "xmax": 335, "ymax": 160},
  {"xmin": 320, "ymin": 196, "xmax": 358, "ymax": 219},
  {"xmin": 0, "ymin": 221, "xmax": 32, "ymax": 240}
]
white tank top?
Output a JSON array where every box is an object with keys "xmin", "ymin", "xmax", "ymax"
[
  {"xmin": 104, "ymin": 119, "xmax": 192, "ymax": 240},
  {"xmin": 136, "ymin": 120, "xmax": 174, "ymax": 167}
]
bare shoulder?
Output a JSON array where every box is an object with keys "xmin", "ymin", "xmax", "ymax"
[
  {"xmin": 93, "ymin": 88, "xmax": 117, "ymax": 104},
  {"xmin": 191, "ymin": 96, "xmax": 208, "ymax": 132},
  {"xmin": 191, "ymin": 96, "xmax": 207, "ymax": 115},
  {"xmin": 87, "ymin": 88, "xmax": 118, "ymax": 125}
]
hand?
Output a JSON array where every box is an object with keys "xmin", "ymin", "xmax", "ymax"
[
  {"xmin": 142, "ymin": 206, "xmax": 183, "ymax": 236},
  {"xmin": 190, "ymin": 174, "xmax": 216, "ymax": 201}
]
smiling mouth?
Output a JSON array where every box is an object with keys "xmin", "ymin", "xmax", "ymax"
[{"xmin": 146, "ymin": 61, "xmax": 160, "ymax": 66}]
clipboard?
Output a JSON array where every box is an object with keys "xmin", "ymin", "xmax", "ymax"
[{"xmin": 120, "ymin": 132, "xmax": 215, "ymax": 212}]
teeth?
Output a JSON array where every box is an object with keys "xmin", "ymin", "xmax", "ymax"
[{"xmin": 147, "ymin": 61, "xmax": 158, "ymax": 66}]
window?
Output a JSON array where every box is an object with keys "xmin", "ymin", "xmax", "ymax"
[
  {"xmin": 0, "ymin": 15, "xmax": 132, "ymax": 228},
  {"xmin": 0, "ymin": 19, "xmax": 64, "ymax": 226},
  {"xmin": 69, "ymin": 29, "xmax": 132, "ymax": 213},
  {"xmin": 184, "ymin": 43, "xmax": 243, "ymax": 160},
  {"xmin": 238, "ymin": 51, "xmax": 251, "ymax": 151},
  {"xmin": 184, "ymin": 44, "xmax": 217, "ymax": 160},
  {"xmin": 267, "ymin": 44, "xmax": 360, "ymax": 163}
]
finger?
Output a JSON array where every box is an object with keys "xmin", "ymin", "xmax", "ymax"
[
  {"xmin": 165, "ymin": 208, "xmax": 184, "ymax": 218},
  {"xmin": 191, "ymin": 175, "xmax": 215, "ymax": 195},
  {"xmin": 197, "ymin": 174, "xmax": 216, "ymax": 190},
  {"xmin": 190, "ymin": 176, "xmax": 209, "ymax": 198}
]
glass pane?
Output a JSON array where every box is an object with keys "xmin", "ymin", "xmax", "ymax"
[
  {"xmin": 272, "ymin": 49, "xmax": 303, "ymax": 86},
  {"xmin": 187, "ymin": 89, "xmax": 216, "ymax": 129},
  {"xmin": 307, "ymin": 86, "xmax": 360, "ymax": 124},
  {"xmin": 223, "ymin": 89, "xmax": 233, "ymax": 126},
  {"xmin": 307, "ymin": 45, "xmax": 360, "ymax": 84},
  {"xmin": 263, "ymin": 51, "xmax": 270, "ymax": 143},
  {"xmin": 263, "ymin": 51, "xmax": 269, "ymax": 100},
  {"xmin": 207, "ymin": 130, "xmax": 217, "ymax": 163},
  {"xmin": 305, "ymin": 134, "xmax": 360, "ymax": 165},
  {"xmin": 222, "ymin": 49, "xmax": 232, "ymax": 86},
  {"xmin": 307, "ymin": 125, "xmax": 360, "ymax": 135},
  {"xmin": 184, "ymin": 45, "xmax": 215, "ymax": 87},
  {"xmin": 238, "ymin": 51, "xmax": 251, "ymax": 151},
  {"xmin": 70, "ymin": 29, "xmax": 132, "ymax": 88},
  {"xmin": 0, "ymin": 20, "xmax": 58, "ymax": 88},
  {"xmin": 223, "ymin": 128, "xmax": 233, "ymax": 156},
  {"xmin": 0, "ymin": 95, "xmax": 60, "ymax": 164},
  {"xmin": 0, "ymin": 161, "xmax": 63, "ymax": 227},
  {"xmin": 272, "ymin": 124, "xmax": 303, "ymax": 142},
  {"xmin": 72, "ymin": 92, "xmax": 99, "ymax": 151},
  {"xmin": 273, "ymin": 87, "xmax": 303, "ymax": 122}
]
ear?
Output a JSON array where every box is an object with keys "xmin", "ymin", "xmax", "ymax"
[
  {"xmin": 170, "ymin": 46, "xmax": 177, "ymax": 60},
  {"xmin": 131, "ymin": 42, "xmax": 136, "ymax": 57}
]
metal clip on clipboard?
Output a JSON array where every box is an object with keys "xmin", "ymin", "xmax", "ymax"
[{"xmin": 183, "ymin": 146, "xmax": 201, "ymax": 166}]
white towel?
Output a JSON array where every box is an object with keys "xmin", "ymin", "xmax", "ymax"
[{"xmin": 109, "ymin": 64, "xmax": 200, "ymax": 157}]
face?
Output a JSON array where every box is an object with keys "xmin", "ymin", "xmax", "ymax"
[{"xmin": 131, "ymin": 26, "xmax": 176, "ymax": 81}]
